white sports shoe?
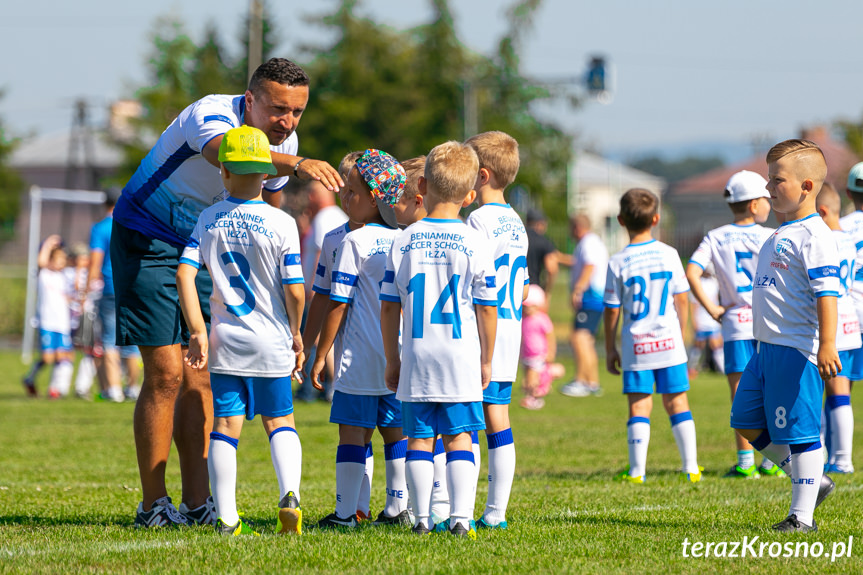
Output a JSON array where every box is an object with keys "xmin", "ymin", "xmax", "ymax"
[{"xmin": 560, "ymin": 381, "xmax": 592, "ymax": 397}]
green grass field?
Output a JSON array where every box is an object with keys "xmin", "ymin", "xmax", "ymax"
[{"xmin": 1, "ymin": 347, "xmax": 861, "ymax": 574}]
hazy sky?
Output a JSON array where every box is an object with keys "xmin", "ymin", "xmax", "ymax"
[{"xmin": 3, "ymin": 0, "xmax": 863, "ymax": 161}]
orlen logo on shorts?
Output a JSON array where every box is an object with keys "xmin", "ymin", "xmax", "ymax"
[
  {"xmin": 634, "ymin": 339, "xmax": 675, "ymax": 355},
  {"xmin": 844, "ymin": 321, "xmax": 860, "ymax": 334}
]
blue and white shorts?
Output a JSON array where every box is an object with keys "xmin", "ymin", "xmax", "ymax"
[
  {"xmin": 40, "ymin": 329, "xmax": 72, "ymax": 353},
  {"xmin": 724, "ymin": 339, "xmax": 756, "ymax": 375},
  {"xmin": 483, "ymin": 381, "xmax": 512, "ymax": 405},
  {"xmin": 210, "ymin": 373, "xmax": 294, "ymax": 420},
  {"xmin": 401, "ymin": 401, "xmax": 485, "ymax": 438},
  {"xmin": 730, "ymin": 341, "xmax": 824, "ymax": 444},
  {"xmin": 839, "ymin": 347, "xmax": 863, "ymax": 381},
  {"xmin": 622, "ymin": 363, "xmax": 689, "ymax": 395},
  {"xmin": 329, "ymin": 391, "xmax": 402, "ymax": 429}
]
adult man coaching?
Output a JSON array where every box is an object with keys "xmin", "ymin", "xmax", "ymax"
[{"xmin": 111, "ymin": 58, "xmax": 342, "ymax": 527}]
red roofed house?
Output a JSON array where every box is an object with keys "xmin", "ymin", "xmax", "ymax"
[{"xmin": 666, "ymin": 127, "xmax": 861, "ymax": 259}]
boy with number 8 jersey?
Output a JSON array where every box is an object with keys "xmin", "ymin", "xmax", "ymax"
[
  {"xmin": 177, "ymin": 125, "xmax": 305, "ymax": 536},
  {"xmin": 604, "ymin": 188, "xmax": 701, "ymax": 484},
  {"xmin": 381, "ymin": 141, "xmax": 498, "ymax": 538}
]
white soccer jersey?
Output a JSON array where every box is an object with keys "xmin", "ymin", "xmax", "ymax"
[
  {"xmin": 181, "ymin": 197, "xmax": 304, "ymax": 376},
  {"xmin": 37, "ymin": 269, "xmax": 71, "ymax": 334},
  {"xmin": 466, "ymin": 203, "xmax": 529, "ymax": 382},
  {"xmin": 839, "ymin": 210, "xmax": 863, "ymax": 324},
  {"xmin": 312, "ymin": 222, "xmax": 351, "ymax": 296},
  {"xmin": 570, "ymin": 231, "xmax": 608, "ymax": 312},
  {"xmin": 752, "ymin": 214, "xmax": 840, "ymax": 363},
  {"xmin": 380, "ymin": 218, "xmax": 498, "ymax": 402},
  {"xmin": 116, "ymin": 94, "xmax": 297, "ymax": 247},
  {"xmin": 688, "ymin": 223, "xmax": 774, "ymax": 342},
  {"xmin": 832, "ymin": 229, "xmax": 861, "ymax": 352},
  {"xmin": 604, "ymin": 240, "xmax": 689, "ymax": 371},
  {"xmin": 690, "ymin": 275, "xmax": 721, "ymax": 334},
  {"xmin": 329, "ymin": 223, "xmax": 400, "ymax": 396},
  {"xmin": 302, "ymin": 205, "xmax": 348, "ymax": 291}
]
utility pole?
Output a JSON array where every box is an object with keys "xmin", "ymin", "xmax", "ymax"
[
  {"xmin": 64, "ymin": 99, "xmax": 99, "ymax": 239},
  {"xmin": 247, "ymin": 0, "xmax": 264, "ymax": 84}
]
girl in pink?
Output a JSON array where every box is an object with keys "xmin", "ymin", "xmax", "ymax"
[{"xmin": 520, "ymin": 285, "xmax": 565, "ymax": 409}]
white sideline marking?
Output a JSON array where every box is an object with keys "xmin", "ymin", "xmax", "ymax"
[{"xmin": 1, "ymin": 540, "xmax": 187, "ymax": 558}]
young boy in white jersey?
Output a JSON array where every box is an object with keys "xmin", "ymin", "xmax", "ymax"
[
  {"xmin": 177, "ymin": 126, "xmax": 305, "ymax": 536},
  {"xmin": 31, "ymin": 236, "xmax": 75, "ymax": 399},
  {"xmin": 686, "ymin": 170, "xmax": 781, "ymax": 478},
  {"xmin": 464, "ymin": 131, "xmax": 528, "ymax": 530},
  {"xmin": 731, "ymin": 139, "xmax": 840, "ymax": 532},
  {"xmin": 817, "ymin": 182, "xmax": 861, "ymax": 473},
  {"xmin": 311, "ymin": 149, "xmax": 409, "ymax": 529},
  {"xmin": 604, "ymin": 188, "xmax": 700, "ymax": 483},
  {"xmin": 687, "ymin": 265, "xmax": 723, "ymax": 377},
  {"xmin": 381, "ymin": 141, "xmax": 498, "ymax": 538},
  {"xmin": 394, "ymin": 156, "xmax": 428, "ymax": 228},
  {"xmin": 836, "ymin": 161, "xmax": 863, "ymax": 472}
]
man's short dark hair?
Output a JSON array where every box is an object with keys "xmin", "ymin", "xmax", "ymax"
[{"xmin": 249, "ymin": 58, "xmax": 310, "ymax": 93}]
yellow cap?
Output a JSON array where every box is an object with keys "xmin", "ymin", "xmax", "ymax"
[{"xmin": 218, "ymin": 125, "xmax": 277, "ymax": 175}]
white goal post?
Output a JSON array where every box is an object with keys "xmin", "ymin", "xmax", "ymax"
[{"xmin": 22, "ymin": 186, "xmax": 106, "ymax": 363}]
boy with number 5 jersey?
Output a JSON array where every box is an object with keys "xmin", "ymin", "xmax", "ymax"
[
  {"xmin": 177, "ymin": 125, "xmax": 305, "ymax": 536},
  {"xmin": 731, "ymin": 139, "xmax": 839, "ymax": 532},
  {"xmin": 604, "ymin": 188, "xmax": 701, "ymax": 484},
  {"xmin": 381, "ymin": 141, "xmax": 498, "ymax": 538}
]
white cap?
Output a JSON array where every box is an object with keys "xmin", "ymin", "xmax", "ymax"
[
  {"xmin": 724, "ymin": 170, "xmax": 769, "ymax": 203},
  {"xmin": 848, "ymin": 162, "xmax": 863, "ymax": 193}
]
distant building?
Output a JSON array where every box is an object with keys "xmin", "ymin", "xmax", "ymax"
[
  {"xmin": 667, "ymin": 127, "xmax": 860, "ymax": 259},
  {"xmin": 568, "ymin": 151, "xmax": 667, "ymax": 253}
]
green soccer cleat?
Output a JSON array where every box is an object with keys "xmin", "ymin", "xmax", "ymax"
[
  {"xmin": 277, "ymin": 491, "xmax": 302, "ymax": 535},
  {"xmin": 723, "ymin": 464, "xmax": 760, "ymax": 479},
  {"xmin": 613, "ymin": 468, "xmax": 645, "ymax": 484},
  {"xmin": 216, "ymin": 517, "xmax": 260, "ymax": 536},
  {"xmin": 757, "ymin": 463, "xmax": 787, "ymax": 477}
]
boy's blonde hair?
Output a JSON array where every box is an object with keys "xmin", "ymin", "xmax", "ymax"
[
  {"xmin": 766, "ymin": 139, "xmax": 827, "ymax": 186},
  {"xmin": 464, "ymin": 131, "xmax": 520, "ymax": 188},
  {"xmin": 401, "ymin": 155, "xmax": 427, "ymax": 199},
  {"xmin": 424, "ymin": 141, "xmax": 479, "ymax": 203},
  {"xmin": 619, "ymin": 188, "xmax": 659, "ymax": 232},
  {"xmin": 816, "ymin": 181, "xmax": 841, "ymax": 215},
  {"xmin": 338, "ymin": 150, "xmax": 364, "ymax": 182}
]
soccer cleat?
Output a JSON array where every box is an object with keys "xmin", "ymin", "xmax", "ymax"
[
  {"xmin": 372, "ymin": 509, "xmax": 411, "ymax": 526},
  {"xmin": 681, "ymin": 470, "xmax": 702, "ymax": 483},
  {"xmin": 48, "ymin": 388, "xmax": 61, "ymax": 399},
  {"xmin": 477, "ymin": 517, "xmax": 508, "ymax": 530},
  {"xmin": 520, "ymin": 396, "xmax": 545, "ymax": 410},
  {"xmin": 433, "ymin": 518, "xmax": 450, "ymax": 533},
  {"xmin": 824, "ymin": 463, "xmax": 855, "ymax": 474},
  {"xmin": 560, "ymin": 381, "xmax": 592, "ymax": 398},
  {"xmin": 22, "ymin": 377, "xmax": 37, "ymax": 397},
  {"xmin": 411, "ymin": 521, "xmax": 432, "ymax": 535},
  {"xmin": 134, "ymin": 496, "xmax": 189, "ymax": 528},
  {"xmin": 316, "ymin": 512, "xmax": 358, "ymax": 530},
  {"xmin": 216, "ymin": 517, "xmax": 260, "ymax": 536},
  {"xmin": 278, "ymin": 491, "xmax": 302, "ymax": 535},
  {"xmin": 613, "ymin": 469, "xmax": 645, "ymax": 484},
  {"xmin": 449, "ymin": 519, "xmax": 477, "ymax": 539},
  {"xmin": 772, "ymin": 514, "xmax": 817, "ymax": 533},
  {"xmin": 723, "ymin": 464, "xmax": 760, "ymax": 479},
  {"xmin": 814, "ymin": 474, "xmax": 835, "ymax": 510},
  {"xmin": 356, "ymin": 509, "xmax": 371, "ymax": 523},
  {"xmin": 757, "ymin": 463, "xmax": 786, "ymax": 477},
  {"xmin": 179, "ymin": 496, "xmax": 216, "ymax": 526}
]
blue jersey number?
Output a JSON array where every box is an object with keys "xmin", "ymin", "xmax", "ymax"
[
  {"xmin": 220, "ymin": 251, "xmax": 255, "ymax": 317},
  {"xmin": 839, "ymin": 259, "xmax": 851, "ymax": 292},
  {"xmin": 494, "ymin": 254, "xmax": 527, "ymax": 321},
  {"xmin": 406, "ymin": 272, "xmax": 462, "ymax": 339},
  {"xmin": 734, "ymin": 251, "xmax": 754, "ymax": 293},
  {"xmin": 625, "ymin": 271, "xmax": 672, "ymax": 321}
]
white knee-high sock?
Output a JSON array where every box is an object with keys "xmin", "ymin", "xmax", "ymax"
[
  {"xmin": 406, "ymin": 450, "xmax": 434, "ymax": 529},
  {"xmin": 827, "ymin": 395, "xmax": 854, "ymax": 469},
  {"xmin": 789, "ymin": 443, "xmax": 824, "ymax": 526},
  {"xmin": 447, "ymin": 450, "xmax": 477, "ymax": 531},
  {"xmin": 484, "ymin": 429, "xmax": 515, "ymax": 525},
  {"xmin": 357, "ymin": 443, "xmax": 373, "ymax": 517},
  {"xmin": 430, "ymin": 437, "xmax": 450, "ymax": 522},
  {"xmin": 751, "ymin": 431, "xmax": 793, "ymax": 475},
  {"xmin": 627, "ymin": 417, "xmax": 650, "ymax": 478},
  {"xmin": 74, "ymin": 356, "xmax": 96, "ymax": 395},
  {"xmin": 471, "ymin": 431, "xmax": 481, "ymax": 503},
  {"xmin": 50, "ymin": 360, "xmax": 74, "ymax": 396},
  {"xmin": 334, "ymin": 444, "xmax": 365, "ymax": 519},
  {"xmin": 209, "ymin": 432, "xmax": 240, "ymax": 526},
  {"xmin": 269, "ymin": 426, "xmax": 301, "ymax": 502},
  {"xmin": 383, "ymin": 439, "xmax": 408, "ymax": 516},
  {"xmin": 670, "ymin": 411, "xmax": 699, "ymax": 474}
]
